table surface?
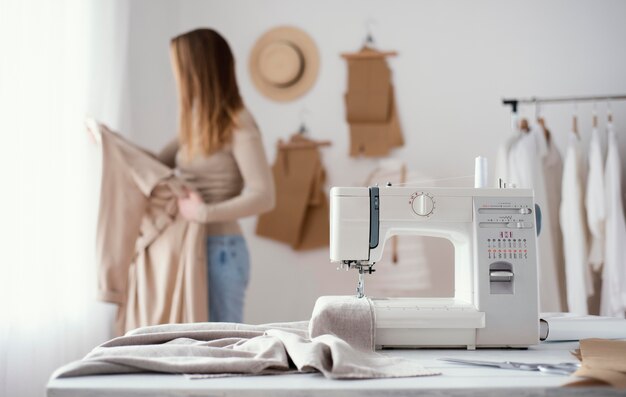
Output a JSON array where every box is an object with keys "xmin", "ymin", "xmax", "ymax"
[{"xmin": 47, "ymin": 341, "xmax": 622, "ymax": 397}]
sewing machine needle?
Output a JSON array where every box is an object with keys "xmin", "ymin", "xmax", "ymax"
[{"xmin": 357, "ymin": 271, "xmax": 365, "ymax": 298}]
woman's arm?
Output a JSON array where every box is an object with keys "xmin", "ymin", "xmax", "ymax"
[{"xmin": 179, "ymin": 118, "xmax": 276, "ymax": 223}]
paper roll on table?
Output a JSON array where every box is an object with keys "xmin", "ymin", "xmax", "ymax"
[{"xmin": 540, "ymin": 313, "xmax": 626, "ymax": 341}]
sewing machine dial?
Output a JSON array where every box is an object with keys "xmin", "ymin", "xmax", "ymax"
[{"xmin": 410, "ymin": 192, "xmax": 435, "ymax": 217}]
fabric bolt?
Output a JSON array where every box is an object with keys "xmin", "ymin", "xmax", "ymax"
[
  {"xmin": 585, "ymin": 127, "xmax": 606, "ymax": 270},
  {"xmin": 96, "ymin": 125, "xmax": 208, "ymax": 335},
  {"xmin": 504, "ymin": 127, "xmax": 563, "ymax": 312},
  {"xmin": 207, "ymin": 235, "xmax": 250, "ymax": 323},
  {"xmin": 51, "ymin": 297, "xmax": 438, "ymax": 380},
  {"xmin": 349, "ymin": 91, "xmax": 402, "ymax": 157},
  {"xmin": 157, "ymin": 109, "xmax": 275, "ymax": 236},
  {"xmin": 600, "ymin": 125, "xmax": 626, "ymax": 318},
  {"xmin": 560, "ymin": 131, "xmax": 592, "ymax": 315}
]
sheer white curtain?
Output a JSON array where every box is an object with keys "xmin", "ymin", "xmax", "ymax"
[{"xmin": 0, "ymin": 1, "xmax": 130, "ymax": 396}]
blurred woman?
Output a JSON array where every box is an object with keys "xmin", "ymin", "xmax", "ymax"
[{"xmin": 158, "ymin": 28, "xmax": 274, "ymax": 323}]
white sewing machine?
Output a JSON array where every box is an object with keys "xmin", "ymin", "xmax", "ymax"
[{"xmin": 330, "ymin": 182, "xmax": 540, "ymax": 349}]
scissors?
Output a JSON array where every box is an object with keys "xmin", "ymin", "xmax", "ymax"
[{"xmin": 439, "ymin": 358, "xmax": 581, "ymax": 376}]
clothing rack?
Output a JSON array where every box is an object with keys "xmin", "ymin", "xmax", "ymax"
[{"xmin": 502, "ymin": 94, "xmax": 626, "ymax": 113}]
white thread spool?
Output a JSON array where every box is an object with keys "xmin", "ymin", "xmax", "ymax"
[{"xmin": 474, "ymin": 156, "xmax": 488, "ymax": 188}]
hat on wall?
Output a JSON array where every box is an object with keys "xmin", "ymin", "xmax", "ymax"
[{"xmin": 249, "ymin": 26, "xmax": 319, "ymax": 102}]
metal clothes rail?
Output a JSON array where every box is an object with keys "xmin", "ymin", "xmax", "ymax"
[{"xmin": 502, "ymin": 94, "xmax": 626, "ymax": 113}]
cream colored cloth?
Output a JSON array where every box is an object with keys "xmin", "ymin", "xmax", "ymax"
[
  {"xmin": 570, "ymin": 338, "xmax": 626, "ymax": 389},
  {"xmin": 560, "ymin": 131, "xmax": 592, "ymax": 315},
  {"xmin": 585, "ymin": 127, "xmax": 606, "ymax": 270},
  {"xmin": 543, "ymin": 136, "xmax": 568, "ymax": 311},
  {"xmin": 158, "ymin": 109, "xmax": 275, "ymax": 236},
  {"xmin": 600, "ymin": 125, "xmax": 626, "ymax": 317},
  {"xmin": 52, "ymin": 297, "xmax": 438, "ymax": 380},
  {"xmin": 504, "ymin": 127, "xmax": 563, "ymax": 312},
  {"xmin": 96, "ymin": 125, "xmax": 208, "ymax": 335}
]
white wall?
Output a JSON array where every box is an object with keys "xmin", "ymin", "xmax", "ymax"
[{"xmin": 126, "ymin": 0, "xmax": 626, "ymax": 323}]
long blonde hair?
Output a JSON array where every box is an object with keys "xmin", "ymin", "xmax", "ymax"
[{"xmin": 170, "ymin": 29, "xmax": 243, "ymax": 158}]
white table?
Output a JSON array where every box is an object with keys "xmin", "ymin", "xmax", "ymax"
[{"xmin": 47, "ymin": 341, "xmax": 621, "ymax": 397}]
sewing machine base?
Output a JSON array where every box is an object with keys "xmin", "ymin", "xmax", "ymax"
[{"xmin": 373, "ymin": 298, "xmax": 535, "ymax": 350}]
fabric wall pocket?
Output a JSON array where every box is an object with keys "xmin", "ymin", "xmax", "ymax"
[
  {"xmin": 348, "ymin": 88, "xmax": 403, "ymax": 157},
  {"xmin": 342, "ymin": 47, "xmax": 403, "ymax": 157},
  {"xmin": 345, "ymin": 91, "xmax": 391, "ymax": 123},
  {"xmin": 256, "ymin": 134, "xmax": 330, "ymax": 250}
]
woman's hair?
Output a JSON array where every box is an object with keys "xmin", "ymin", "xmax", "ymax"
[{"xmin": 170, "ymin": 28, "xmax": 243, "ymax": 158}]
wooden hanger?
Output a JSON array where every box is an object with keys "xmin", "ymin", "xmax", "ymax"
[
  {"xmin": 341, "ymin": 47, "xmax": 398, "ymax": 59},
  {"xmin": 571, "ymin": 102, "xmax": 580, "ymax": 138},
  {"xmin": 572, "ymin": 114, "xmax": 580, "ymax": 138},
  {"xmin": 341, "ymin": 22, "xmax": 398, "ymax": 59},
  {"xmin": 277, "ymin": 139, "xmax": 331, "ymax": 150},
  {"xmin": 277, "ymin": 109, "xmax": 332, "ymax": 150},
  {"xmin": 519, "ymin": 118, "xmax": 531, "ymax": 134},
  {"xmin": 537, "ymin": 117, "xmax": 551, "ymax": 143}
]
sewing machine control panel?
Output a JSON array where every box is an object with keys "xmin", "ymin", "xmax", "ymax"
[
  {"xmin": 476, "ymin": 204, "xmax": 535, "ymax": 258},
  {"xmin": 474, "ymin": 197, "xmax": 537, "ymax": 297},
  {"xmin": 486, "ymin": 234, "xmax": 529, "ymax": 260}
]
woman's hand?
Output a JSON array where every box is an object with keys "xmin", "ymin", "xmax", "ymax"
[{"xmin": 178, "ymin": 188, "xmax": 204, "ymax": 222}]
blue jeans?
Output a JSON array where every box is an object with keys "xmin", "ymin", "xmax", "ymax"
[{"xmin": 206, "ymin": 235, "xmax": 250, "ymax": 323}]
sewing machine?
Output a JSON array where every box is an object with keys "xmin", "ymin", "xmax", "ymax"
[{"xmin": 330, "ymin": 184, "xmax": 540, "ymax": 349}]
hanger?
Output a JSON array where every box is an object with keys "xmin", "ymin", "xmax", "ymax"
[
  {"xmin": 572, "ymin": 102, "xmax": 580, "ymax": 138},
  {"xmin": 519, "ymin": 118, "xmax": 531, "ymax": 134},
  {"xmin": 592, "ymin": 102, "xmax": 598, "ymax": 129},
  {"xmin": 364, "ymin": 19, "xmax": 376, "ymax": 49},
  {"xmin": 535, "ymin": 101, "xmax": 551, "ymax": 143},
  {"xmin": 340, "ymin": 20, "xmax": 398, "ymax": 59},
  {"xmin": 277, "ymin": 108, "xmax": 332, "ymax": 150},
  {"xmin": 607, "ymin": 99, "xmax": 613, "ymax": 124}
]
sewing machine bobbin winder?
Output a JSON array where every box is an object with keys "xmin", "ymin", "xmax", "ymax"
[{"xmin": 329, "ymin": 160, "xmax": 540, "ymax": 349}]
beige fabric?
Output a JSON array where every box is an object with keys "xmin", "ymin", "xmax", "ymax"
[
  {"xmin": 96, "ymin": 126, "xmax": 208, "ymax": 335},
  {"xmin": 52, "ymin": 297, "xmax": 438, "ymax": 380},
  {"xmin": 255, "ymin": 134, "xmax": 329, "ymax": 250},
  {"xmin": 543, "ymin": 137, "xmax": 568, "ymax": 312},
  {"xmin": 157, "ymin": 109, "xmax": 275, "ymax": 236},
  {"xmin": 569, "ymin": 338, "xmax": 626, "ymax": 389},
  {"xmin": 309, "ymin": 296, "xmax": 375, "ymax": 351}
]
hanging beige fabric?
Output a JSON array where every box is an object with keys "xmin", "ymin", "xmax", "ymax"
[
  {"xmin": 256, "ymin": 135, "xmax": 330, "ymax": 250},
  {"xmin": 95, "ymin": 124, "xmax": 208, "ymax": 335},
  {"xmin": 342, "ymin": 47, "xmax": 404, "ymax": 157}
]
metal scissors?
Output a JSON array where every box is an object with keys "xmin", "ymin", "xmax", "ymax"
[{"xmin": 439, "ymin": 358, "xmax": 581, "ymax": 375}]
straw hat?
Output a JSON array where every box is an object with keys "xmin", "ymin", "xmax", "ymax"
[{"xmin": 249, "ymin": 26, "xmax": 319, "ymax": 102}]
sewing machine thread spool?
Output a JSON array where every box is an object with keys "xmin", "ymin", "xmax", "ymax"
[{"xmin": 474, "ymin": 156, "xmax": 488, "ymax": 188}]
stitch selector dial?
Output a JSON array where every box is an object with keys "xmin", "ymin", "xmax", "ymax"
[{"xmin": 410, "ymin": 192, "xmax": 435, "ymax": 217}]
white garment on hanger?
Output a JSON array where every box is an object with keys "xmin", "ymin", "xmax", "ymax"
[
  {"xmin": 542, "ymin": 135, "xmax": 567, "ymax": 311},
  {"xmin": 505, "ymin": 127, "xmax": 563, "ymax": 312},
  {"xmin": 560, "ymin": 131, "xmax": 592, "ymax": 315},
  {"xmin": 600, "ymin": 124, "xmax": 626, "ymax": 318},
  {"xmin": 585, "ymin": 127, "xmax": 606, "ymax": 270}
]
